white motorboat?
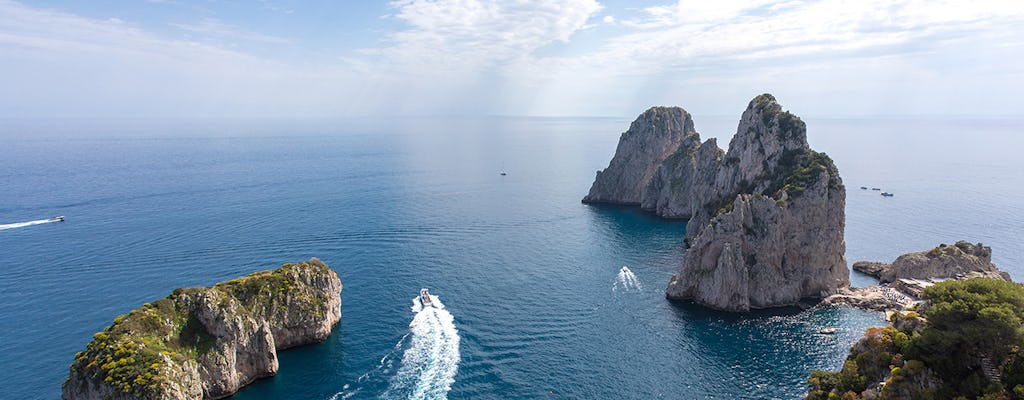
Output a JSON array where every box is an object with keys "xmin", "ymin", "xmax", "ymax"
[{"xmin": 420, "ymin": 288, "xmax": 433, "ymax": 307}]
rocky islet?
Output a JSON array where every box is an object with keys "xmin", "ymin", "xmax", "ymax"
[
  {"xmin": 62, "ymin": 259, "xmax": 341, "ymax": 400},
  {"xmin": 585, "ymin": 94, "xmax": 848, "ymax": 311}
]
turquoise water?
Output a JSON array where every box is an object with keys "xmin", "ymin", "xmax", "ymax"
[{"xmin": 1, "ymin": 116, "xmax": 1021, "ymax": 399}]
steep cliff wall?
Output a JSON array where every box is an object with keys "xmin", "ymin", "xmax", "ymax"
[
  {"xmin": 584, "ymin": 94, "xmax": 848, "ymax": 311},
  {"xmin": 583, "ymin": 106, "xmax": 700, "ymax": 205},
  {"xmin": 63, "ymin": 259, "xmax": 342, "ymax": 400}
]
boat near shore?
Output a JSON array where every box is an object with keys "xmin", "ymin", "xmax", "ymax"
[{"xmin": 819, "ymin": 327, "xmax": 837, "ymax": 335}]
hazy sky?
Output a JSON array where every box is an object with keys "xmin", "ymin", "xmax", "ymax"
[{"xmin": 2, "ymin": 0, "xmax": 1022, "ymax": 118}]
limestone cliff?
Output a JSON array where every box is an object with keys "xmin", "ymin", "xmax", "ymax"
[
  {"xmin": 63, "ymin": 258, "xmax": 342, "ymax": 400},
  {"xmin": 852, "ymin": 241, "xmax": 1010, "ymax": 283},
  {"xmin": 584, "ymin": 94, "xmax": 848, "ymax": 311},
  {"xmin": 583, "ymin": 106, "xmax": 700, "ymax": 205}
]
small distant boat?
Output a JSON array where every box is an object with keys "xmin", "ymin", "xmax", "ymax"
[
  {"xmin": 48, "ymin": 216, "xmax": 65, "ymax": 222},
  {"xmin": 500, "ymin": 171, "xmax": 507, "ymax": 176},
  {"xmin": 871, "ymin": 188, "xmax": 881, "ymax": 191},
  {"xmin": 881, "ymin": 192, "xmax": 894, "ymax": 197},
  {"xmin": 420, "ymin": 288, "xmax": 433, "ymax": 307},
  {"xmin": 819, "ymin": 327, "xmax": 837, "ymax": 334},
  {"xmin": 860, "ymin": 186, "xmax": 867, "ymax": 190}
]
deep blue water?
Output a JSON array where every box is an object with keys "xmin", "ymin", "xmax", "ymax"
[{"xmin": 1, "ymin": 116, "xmax": 1021, "ymax": 399}]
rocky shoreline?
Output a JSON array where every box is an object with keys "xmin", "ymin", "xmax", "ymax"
[
  {"xmin": 807, "ymin": 242, "xmax": 1016, "ymax": 399},
  {"xmin": 62, "ymin": 259, "xmax": 341, "ymax": 400},
  {"xmin": 822, "ymin": 241, "xmax": 1011, "ymax": 315}
]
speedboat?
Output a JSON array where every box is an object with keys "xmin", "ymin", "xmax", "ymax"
[
  {"xmin": 48, "ymin": 216, "xmax": 65, "ymax": 222},
  {"xmin": 860, "ymin": 186, "xmax": 867, "ymax": 190},
  {"xmin": 420, "ymin": 288, "xmax": 433, "ymax": 307},
  {"xmin": 500, "ymin": 171, "xmax": 507, "ymax": 176},
  {"xmin": 819, "ymin": 327, "xmax": 837, "ymax": 334},
  {"xmin": 881, "ymin": 192, "xmax": 894, "ymax": 197},
  {"xmin": 871, "ymin": 188, "xmax": 881, "ymax": 191}
]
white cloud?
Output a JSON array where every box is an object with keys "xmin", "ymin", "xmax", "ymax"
[
  {"xmin": 607, "ymin": 0, "xmax": 1024, "ymax": 65},
  {"xmin": 171, "ymin": 18, "xmax": 291, "ymax": 44},
  {"xmin": 0, "ymin": 0, "xmax": 1022, "ymax": 118},
  {"xmin": 0, "ymin": 0, "xmax": 367, "ymax": 117},
  {"xmin": 377, "ymin": 0, "xmax": 602, "ymax": 67}
]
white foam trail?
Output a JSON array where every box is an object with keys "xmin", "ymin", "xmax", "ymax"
[
  {"xmin": 613, "ymin": 266, "xmax": 642, "ymax": 292},
  {"xmin": 0, "ymin": 218, "xmax": 58, "ymax": 231},
  {"xmin": 330, "ymin": 332, "xmax": 411, "ymax": 400},
  {"xmin": 381, "ymin": 294, "xmax": 461, "ymax": 400}
]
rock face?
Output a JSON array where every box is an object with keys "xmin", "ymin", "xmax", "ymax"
[
  {"xmin": 585, "ymin": 94, "xmax": 848, "ymax": 311},
  {"xmin": 850, "ymin": 261, "xmax": 887, "ymax": 277},
  {"xmin": 583, "ymin": 106, "xmax": 699, "ymax": 205},
  {"xmin": 854, "ymin": 241, "xmax": 1010, "ymax": 283},
  {"xmin": 63, "ymin": 259, "xmax": 342, "ymax": 400}
]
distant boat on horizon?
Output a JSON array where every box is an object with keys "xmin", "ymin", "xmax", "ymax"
[{"xmin": 881, "ymin": 192, "xmax": 894, "ymax": 197}]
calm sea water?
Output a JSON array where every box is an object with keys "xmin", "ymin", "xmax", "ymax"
[{"xmin": 1, "ymin": 116, "xmax": 1021, "ymax": 399}]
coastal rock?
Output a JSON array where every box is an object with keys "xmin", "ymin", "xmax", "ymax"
[
  {"xmin": 851, "ymin": 261, "xmax": 888, "ymax": 278},
  {"xmin": 583, "ymin": 106, "xmax": 700, "ymax": 205},
  {"xmin": 857, "ymin": 241, "xmax": 1009, "ymax": 283},
  {"xmin": 62, "ymin": 259, "xmax": 341, "ymax": 400},
  {"xmin": 655, "ymin": 95, "xmax": 848, "ymax": 311},
  {"xmin": 821, "ymin": 286, "xmax": 911, "ymax": 313},
  {"xmin": 585, "ymin": 94, "xmax": 848, "ymax": 311}
]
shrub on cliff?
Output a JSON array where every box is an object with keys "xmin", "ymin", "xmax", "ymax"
[
  {"xmin": 808, "ymin": 278, "xmax": 1024, "ymax": 400},
  {"xmin": 907, "ymin": 278, "xmax": 1024, "ymax": 398}
]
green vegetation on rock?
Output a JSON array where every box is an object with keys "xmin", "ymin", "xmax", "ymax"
[
  {"xmin": 807, "ymin": 278, "xmax": 1024, "ymax": 400},
  {"xmin": 768, "ymin": 149, "xmax": 842, "ymax": 200},
  {"xmin": 65, "ymin": 259, "xmax": 339, "ymax": 399}
]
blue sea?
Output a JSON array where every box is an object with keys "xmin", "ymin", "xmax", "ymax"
[{"xmin": 1, "ymin": 116, "xmax": 1022, "ymax": 399}]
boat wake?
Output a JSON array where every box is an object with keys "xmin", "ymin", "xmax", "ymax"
[
  {"xmin": 381, "ymin": 294, "xmax": 460, "ymax": 400},
  {"xmin": 333, "ymin": 293, "xmax": 460, "ymax": 400},
  {"xmin": 613, "ymin": 266, "xmax": 642, "ymax": 292},
  {"xmin": 329, "ymin": 333, "xmax": 411, "ymax": 400},
  {"xmin": 0, "ymin": 218, "xmax": 62, "ymax": 231}
]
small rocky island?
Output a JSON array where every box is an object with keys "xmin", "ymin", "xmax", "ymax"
[
  {"xmin": 584, "ymin": 94, "xmax": 848, "ymax": 311},
  {"xmin": 62, "ymin": 258, "xmax": 342, "ymax": 400},
  {"xmin": 824, "ymin": 241, "xmax": 1011, "ymax": 313}
]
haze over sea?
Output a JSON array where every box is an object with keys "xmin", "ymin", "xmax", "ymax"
[{"xmin": 1, "ymin": 115, "xmax": 1022, "ymax": 399}]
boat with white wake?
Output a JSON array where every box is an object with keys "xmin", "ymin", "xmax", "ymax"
[{"xmin": 420, "ymin": 288, "xmax": 434, "ymax": 308}]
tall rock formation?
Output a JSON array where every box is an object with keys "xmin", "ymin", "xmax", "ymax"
[
  {"xmin": 63, "ymin": 259, "xmax": 342, "ymax": 400},
  {"xmin": 585, "ymin": 94, "xmax": 849, "ymax": 311},
  {"xmin": 583, "ymin": 107, "xmax": 700, "ymax": 205}
]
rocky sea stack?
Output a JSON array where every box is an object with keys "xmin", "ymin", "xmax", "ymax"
[
  {"xmin": 584, "ymin": 94, "xmax": 848, "ymax": 311},
  {"xmin": 62, "ymin": 259, "xmax": 342, "ymax": 400}
]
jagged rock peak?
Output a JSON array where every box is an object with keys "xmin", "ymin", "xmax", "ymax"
[
  {"xmin": 583, "ymin": 94, "xmax": 848, "ymax": 312},
  {"xmin": 726, "ymin": 93, "xmax": 810, "ymax": 185},
  {"xmin": 62, "ymin": 259, "xmax": 342, "ymax": 400},
  {"xmin": 582, "ymin": 106, "xmax": 699, "ymax": 205}
]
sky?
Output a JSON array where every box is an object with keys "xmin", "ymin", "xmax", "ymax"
[{"xmin": 1, "ymin": 0, "xmax": 1023, "ymax": 118}]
